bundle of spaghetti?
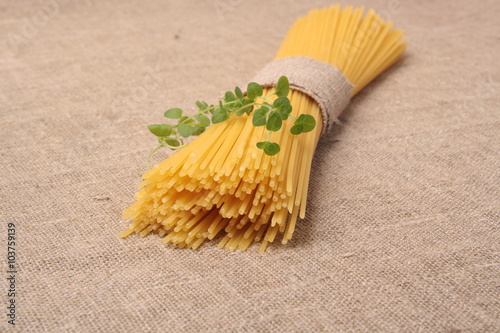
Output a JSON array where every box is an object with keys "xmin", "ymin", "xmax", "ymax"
[{"xmin": 120, "ymin": 5, "xmax": 406, "ymax": 252}]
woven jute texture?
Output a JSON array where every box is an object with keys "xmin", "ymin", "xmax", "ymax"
[
  {"xmin": 0, "ymin": 0, "xmax": 499, "ymax": 332},
  {"xmin": 252, "ymin": 57, "xmax": 352, "ymax": 136}
]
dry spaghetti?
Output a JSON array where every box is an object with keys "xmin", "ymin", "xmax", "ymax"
[{"xmin": 120, "ymin": 5, "xmax": 406, "ymax": 252}]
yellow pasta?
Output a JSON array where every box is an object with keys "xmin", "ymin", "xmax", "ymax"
[{"xmin": 120, "ymin": 5, "xmax": 406, "ymax": 252}]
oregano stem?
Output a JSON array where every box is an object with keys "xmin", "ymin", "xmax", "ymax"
[
  {"xmin": 146, "ymin": 144, "xmax": 164, "ymax": 170},
  {"xmin": 145, "ymin": 75, "xmax": 316, "ymax": 168}
]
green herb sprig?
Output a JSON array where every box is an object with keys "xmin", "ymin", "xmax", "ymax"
[{"xmin": 147, "ymin": 76, "xmax": 316, "ymax": 167}]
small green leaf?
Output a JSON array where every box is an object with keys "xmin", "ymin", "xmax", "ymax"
[
  {"xmin": 266, "ymin": 111, "xmax": 282, "ymax": 131},
  {"xmin": 240, "ymin": 98, "xmax": 254, "ymax": 115},
  {"xmin": 148, "ymin": 124, "xmax": 172, "ymax": 137},
  {"xmin": 212, "ymin": 110, "xmax": 229, "ymax": 124},
  {"xmin": 161, "ymin": 137, "xmax": 181, "ymax": 147},
  {"xmin": 178, "ymin": 123, "xmax": 194, "ymax": 138},
  {"xmin": 273, "ymin": 97, "xmax": 292, "ymax": 120},
  {"xmin": 196, "ymin": 101, "xmax": 209, "ymax": 111},
  {"xmin": 194, "ymin": 114, "xmax": 210, "ymax": 126},
  {"xmin": 256, "ymin": 141, "xmax": 280, "ymax": 156},
  {"xmin": 275, "ymin": 76, "xmax": 289, "ymax": 97},
  {"xmin": 212, "ymin": 103, "xmax": 229, "ymax": 124},
  {"xmin": 243, "ymin": 104, "xmax": 254, "ymax": 115},
  {"xmin": 164, "ymin": 108, "xmax": 183, "ymax": 119},
  {"xmin": 235, "ymin": 99, "xmax": 253, "ymax": 116},
  {"xmin": 296, "ymin": 114, "xmax": 316, "ymax": 132},
  {"xmin": 252, "ymin": 107, "xmax": 267, "ymax": 126},
  {"xmin": 235, "ymin": 86, "xmax": 244, "ymax": 99},
  {"xmin": 280, "ymin": 105, "xmax": 293, "ymax": 120},
  {"xmin": 256, "ymin": 141, "xmax": 267, "ymax": 149},
  {"xmin": 273, "ymin": 96, "xmax": 290, "ymax": 109},
  {"xmin": 265, "ymin": 142, "xmax": 280, "ymax": 156},
  {"xmin": 290, "ymin": 124, "xmax": 304, "ymax": 135},
  {"xmin": 247, "ymin": 82, "xmax": 263, "ymax": 101},
  {"xmin": 224, "ymin": 91, "xmax": 236, "ymax": 102},
  {"xmin": 191, "ymin": 125, "xmax": 206, "ymax": 136},
  {"xmin": 226, "ymin": 100, "xmax": 241, "ymax": 113}
]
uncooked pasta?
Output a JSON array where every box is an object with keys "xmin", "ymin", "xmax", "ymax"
[{"xmin": 120, "ymin": 5, "xmax": 406, "ymax": 252}]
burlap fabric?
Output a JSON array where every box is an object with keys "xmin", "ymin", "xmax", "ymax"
[
  {"xmin": 1, "ymin": 0, "xmax": 498, "ymax": 332},
  {"xmin": 252, "ymin": 57, "xmax": 352, "ymax": 135}
]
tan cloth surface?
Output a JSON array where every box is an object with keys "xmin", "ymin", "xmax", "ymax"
[{"xmin": 1, "ymin": 0, "xmax": 499, "ymax": 331}]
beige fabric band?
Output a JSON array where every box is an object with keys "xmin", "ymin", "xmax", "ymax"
[{"xmin": 252, "ymin": 56, "xmax": 353, "ymax": 136}]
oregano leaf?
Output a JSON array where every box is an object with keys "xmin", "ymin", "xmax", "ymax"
[
  {"xmin": 212, "ymin": 103, "xmax": 229, "ymax": 124},
  {"xmin": 191, "ymin": 125, "xmax": 206, "ymax": 136},
  {"xmin": 252, "ymin": 107, "xmax": 267, "ymax": 126},
  {"xmin": 273, "ymin": 97, "xmax": 292, "ymax": 120},
  {"xmin": 256, "ymin": 141, "xmax": 267, "ymax": 149},
  {"xmin": 224, "ymin": 91, "xmax": 236, "ymax": 102},
  {"xmin": 295, "ymin": 114, "xmax": 316, "ymax": 132},
  {"xmin": 195, "ymin": 101, "xmax": 206, "ymax": 111},
  {"xmin": 161, "ymin": 137, "xmax": 181, "ymax": 147},
  {"xmin": 275, "ymin": 76, "xmax": 289, "ymax": 97},
  {"xmin": 178, "ymin": 123, "xmax": 194, "ymax": 138},
  {"xmin": 235, "ymin": 102, "xmax": 253, "ymax": 116},
  {"xmin": 266, "ymin": 111, "xmax": 282, "ymax": 131},
  {"xmin": 148, "ymin": 124, "xmax": 172, "ymax": 137},
  {"xmin": 265, "ymin": 142, "xmax": 280, "ymax": 156},
  {"xmin": 164, "ymin": 108, "xmax": 183, "ymax": 119},
  {"xmin": 194, "ymin": 114, "xmax": 210, "ymax": 126},
  {"xmin": 235, "ymin": 86, "xmax": 243, "ymax": 99},
  {"xmin": 273, "ymin": 96, "xmax": 290, "ymax": 109},
  {"xmin": 290, "ymin": 124, "xmax": 304, "ymax": 135},
  {"xmin": 279, "ymin": 105, "xmax": 292, "ymax": 120},
  {"xmin": 256, "ymin": 141, "xmax": 280, "ymax": 156},
  {"xmin": 282, "ymin": 104, "xmax": 293, "ymax": 116},
  {"xmin": 235, "ymin": 107, "xmax": 247, "ymax": 116},
  {"xmin": 247, "ymin": 82, "xmax": 263, "ymax": 101}
]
